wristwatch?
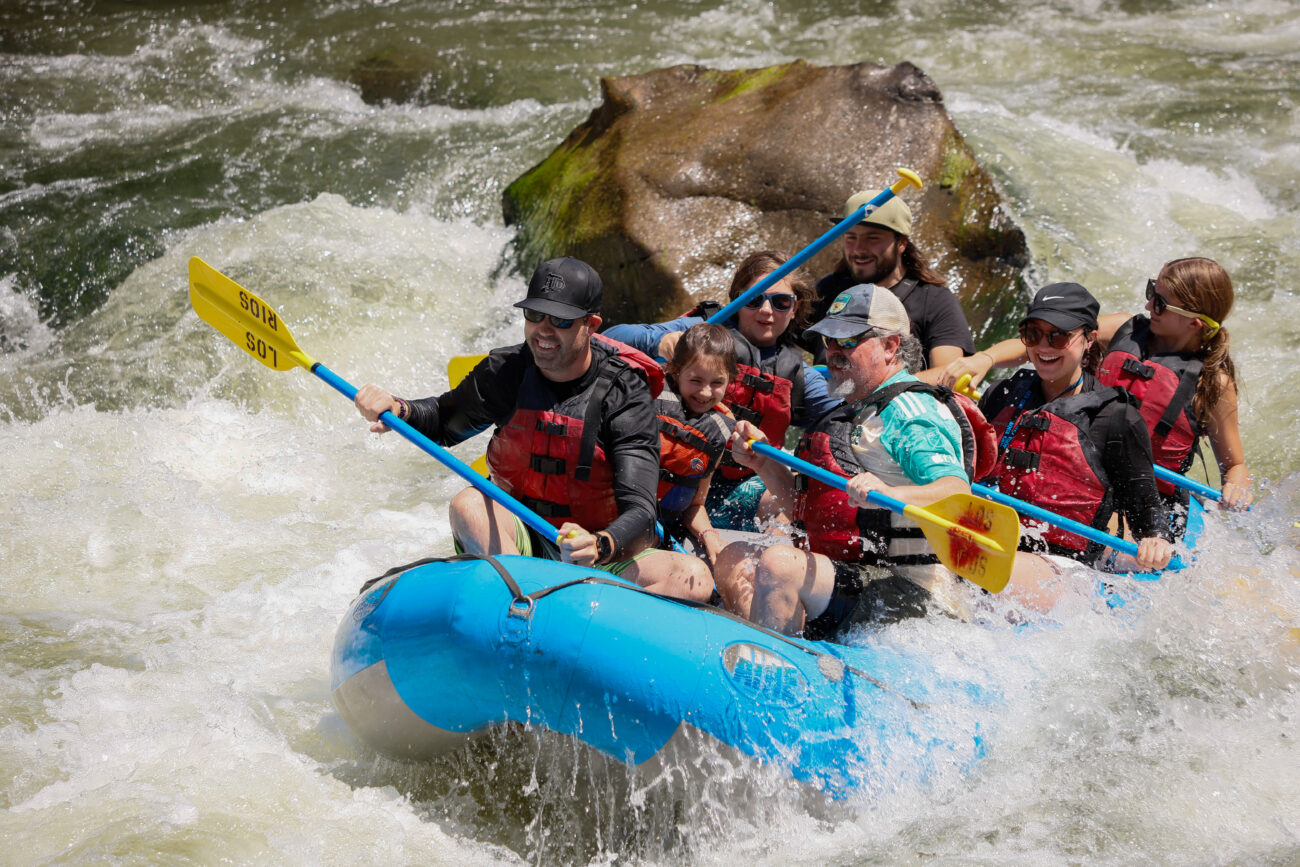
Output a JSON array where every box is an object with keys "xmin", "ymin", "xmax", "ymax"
[{"xmin": 595, "ymin": 533, "xmax": 614, "ymax": 564}]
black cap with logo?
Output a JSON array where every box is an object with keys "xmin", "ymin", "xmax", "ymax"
[
  {"xmin": 514, "ymin": 257, "xmax": 603, "ymax": 320},
  {"xmin": 1020, "ymin": 282, "xmax": 1100, "ymax": 332}
]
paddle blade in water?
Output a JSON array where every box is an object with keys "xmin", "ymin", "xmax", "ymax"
[
  {"xmin": 188, "ymin": 256, "xmax": 313, "ymax": 371},
  {"xmin": 907, "ymin": 493, "xmax": 1018, "ymax": 594}
]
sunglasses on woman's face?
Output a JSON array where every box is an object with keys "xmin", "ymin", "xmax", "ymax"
[
  {"xmin": 522, "ymin": 309, "xmax": 581, "ymax": 329},
  {"xmin": 743, "ymin": 292, "xmax": 796, "ymax": 312},
  {"xmin": 1018, "ymin": 324, "xmax": 1079, "ymax": 349},
  {"xmin": 1145, "ymin": 278, "xmax": 1222, "ymax": 339}
]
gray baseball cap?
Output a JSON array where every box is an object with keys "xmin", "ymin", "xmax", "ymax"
[{"xmin": 806, "ymin": 283, "xmax": 911, "ymax": 340}]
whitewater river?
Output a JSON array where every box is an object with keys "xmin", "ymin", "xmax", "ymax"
[{"xmin": 2, "ymin": 1, "xmax": 1297, "ymax": 863}]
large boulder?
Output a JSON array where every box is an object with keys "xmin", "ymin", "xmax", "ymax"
[{"xmin": 502, "ymin": 60, "xmax": 1029, "ymax": 336}]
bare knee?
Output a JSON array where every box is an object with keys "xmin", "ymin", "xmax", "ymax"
[
  {"xmin": 449, "ymin": 487, "xmax": 515, "ymax": 555},
  {"xmin": 754, "ymin": 546, "xmax": 805, "ymax": 601}
]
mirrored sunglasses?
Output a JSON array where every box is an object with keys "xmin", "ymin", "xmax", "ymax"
[{"xmin": 823, "ymin": 329, "xmax": 877, "ymax": 351}]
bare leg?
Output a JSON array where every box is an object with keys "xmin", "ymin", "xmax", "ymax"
[
  {"xmin": 749, "ymin": 546, "xmax": 836, "ymax": 636},
  {"xmin": 618, "ymin": 550, "xmax": 714, "ymax": 602},
  {"xmin": 448, "ymin": 487, "xmax": 522, "ymax": 556},
  {"xmin": 713, "ymin": 539, "xmax": 768, "ymax": 618}
]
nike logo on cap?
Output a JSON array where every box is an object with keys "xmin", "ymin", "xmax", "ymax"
[{"xmin": 1040, "ymin": 296, "xmax": 1065, "ymax": 301}]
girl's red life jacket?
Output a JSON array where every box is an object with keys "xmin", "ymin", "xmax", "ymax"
[{"xmin": 654, "ymin": 389, "xmax": 733, "ymax": 519}]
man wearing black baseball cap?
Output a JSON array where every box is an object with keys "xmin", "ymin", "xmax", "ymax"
[
  {"xmin": 354, "ymin": 257, "xmax": 713, "ymax": 600},
  {"xmin": 973, "ymin": 280, "xmax": 1174, "ymax": 576},
  {"xmin": 805, "ymin": 188, "xmax": 975, "ymax": 380}
]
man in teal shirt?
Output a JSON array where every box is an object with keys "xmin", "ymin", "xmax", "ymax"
[{"xmin": 717, "ymin": 283, "xmax": 975, "ymax": 639}]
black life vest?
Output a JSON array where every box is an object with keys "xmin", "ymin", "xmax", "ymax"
[
  {"xmin": 485, "ymin": 337, "xmax": 661, "ymax": 532},
  {"xmin": 1096, "ymin": 316, "xmax": 1202, "ymax": 496},
  {"xmin": 987, "ymin": 371, "xmax": 1126, "ymax": 558}
]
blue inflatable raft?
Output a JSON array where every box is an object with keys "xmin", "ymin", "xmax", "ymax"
[
  {"xmin": 330, "ymin": 498, "xmax": 1205, "ymax": 797},
  {"xmin": 330, "ymin": 554, "xmax": 993, "ymax": 799}
]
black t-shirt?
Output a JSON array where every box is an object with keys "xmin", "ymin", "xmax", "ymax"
[
  {"xmin": 404, "ymin": 342, "xmax": 660, "ymax": 556},
  {"xmin": 805, "ymin": 270, "xmax": 976, "ymax": 366},
  {"xmin": 979, "ymin": 371, "xmax": 1171, "ymax": 545}
]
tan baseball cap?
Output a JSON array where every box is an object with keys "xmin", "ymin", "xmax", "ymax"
[{"xmin": 838, "ymin": 189, "xmax": 912, "ymax": 236}]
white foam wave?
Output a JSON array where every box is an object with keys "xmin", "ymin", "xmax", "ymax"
[{"xmin": 0, "ymin": 274, "xmax": 55, "ymax": 360}]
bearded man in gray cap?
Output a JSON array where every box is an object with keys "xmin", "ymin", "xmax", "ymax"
[
  {"xmin": 716, "ymin": 282, "xmax": 979, "ymax": 639},
  {"xmin": 354, "ymin": 257, "xmax": 713, "ymax": 601},
  {"xmin": 807, "ymin": 189, "xmax": 975, "ymax": 381}
]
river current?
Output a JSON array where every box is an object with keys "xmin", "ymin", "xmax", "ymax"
[{"xmin": 1, "ymin": 1, "xmax": 1297, "ymax": 864}]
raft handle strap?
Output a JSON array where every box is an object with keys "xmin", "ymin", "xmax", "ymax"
[{"xmin": 483, "ymin": 553, "xmax": 926, "ymax": 710}]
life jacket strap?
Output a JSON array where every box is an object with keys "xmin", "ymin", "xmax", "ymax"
[{"xmin": 529, "ymin": 455, "xmax": 567, "ymax": 475}]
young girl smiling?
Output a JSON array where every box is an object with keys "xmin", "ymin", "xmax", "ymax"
[{"xmin": 654, "ymin": 323, "xmax": 738, "ymax": 567}]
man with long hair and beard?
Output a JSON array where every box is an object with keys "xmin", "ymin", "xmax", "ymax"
[{"xmin": 805, "ymin": 190, "xmax": 975, "ymax": 382}]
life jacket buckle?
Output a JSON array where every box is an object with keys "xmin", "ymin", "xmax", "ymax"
[
  {"xmin": 1004, "ymin": 448, "xmax": 1041, "ymax": 471},
  {"xmin": 529, "ymin": 455, "xmax": 567, "ymax": 474},
  {"xmin": 1121, "ymin": 357, "xmax": 1155, "ymax": 379}
]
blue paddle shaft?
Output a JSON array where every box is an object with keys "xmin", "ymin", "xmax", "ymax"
[
  {"xmin": 1154, "ymin": 465, "xmax": 1221, "ymax": 502},
  {"xmin": 974, "ymin": 483, "xmax": 1185, "ymax": 571},
  {"xmin": 309, "ymin": 362, "xmax": 560, "ymax": 542},
  {"xmin": 749, "ymin": 440, "xmax": 907, "ymax": 517},
  {"xmin": 707, "ymin": 187, "xmax": 904, "ymax": 326},
  {"xmin": 754, "ymin": 439, "xmax": 1186, "ymax": 572}
]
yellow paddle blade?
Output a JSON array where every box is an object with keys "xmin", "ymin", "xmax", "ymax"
[
  {"xmin": 449, "ymin": 355, "xmax": 493, "ymax": 475},
  {"xmin": 903, "ymin": 493, "xmax": 1019, "ymax": 593},
  {"xmin": 188, "ymin": 256, "xmax": 315, "ymax": 371},
  {"xmin": 448, "ymin": 354, "xmax": 487, "ymax": 388}
]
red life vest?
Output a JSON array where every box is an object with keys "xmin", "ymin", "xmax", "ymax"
[
  {"xmin": 485, "ymin": 337, "xmax": 661, "ymax": 532},
  {"xmin": 987, "ymin": 373, "xmax": 1121, "ymax": 556},
  {"xmin": 791, "ymin": 380, "xmax": 980, "ymax": 565},
  {"xmin": 654, "ymin": 389, "xmax": 734, "ymax": 520},
  {"xmin": 792, "ymin": 408, "xmax": 908, "ymax": 564},
  {"xmin": 717, "ymin": 333, "xmax": 805, "ymax": 482},
  {"xmin": 1096, "ymin": 316, "xmax": 1202, "ymax": 496}
]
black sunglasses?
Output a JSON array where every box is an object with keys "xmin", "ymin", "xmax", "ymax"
[
  {"xmin": 1018, "ymin": 324, "xmax": 1079, "ymax": 349},
  {"xmin": 522, "ymin": 309, "xmax": 583, "ymax": 329},
  {"xmin": 743, "ymin": 292, "xmax": 796, "ymax": 312}
]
